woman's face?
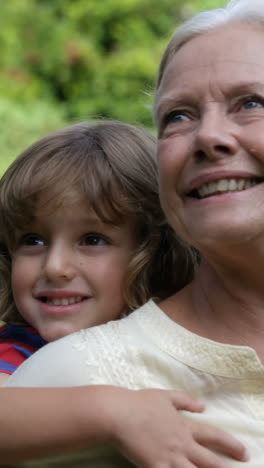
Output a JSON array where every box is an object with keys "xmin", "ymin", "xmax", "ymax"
[{"xmin": 156, "ymin": 23, "xmax": 264, "ymax": 251}]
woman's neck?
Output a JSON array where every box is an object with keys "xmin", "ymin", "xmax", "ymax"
[
  {"xmin": 161, "ymin": 255, "xmax": 264, "ymax": 356},
  {"xmin": 194, "ymin": 260, "xmax": 264, "ymax": 339}
]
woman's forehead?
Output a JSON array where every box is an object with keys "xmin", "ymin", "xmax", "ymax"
[{"xmin": 157, "ymin": 22, "xmax": 264, "ymax": 103}]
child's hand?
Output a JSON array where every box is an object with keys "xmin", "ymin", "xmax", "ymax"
[{"xmin": 107, "ymin": 388, "xmax": 249, "ymax": 468}]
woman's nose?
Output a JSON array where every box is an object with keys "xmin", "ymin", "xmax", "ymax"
[
  {"xmin": 194, "ymin": 110, "xmax": 238, "ymax": 160},
  {"xmin": 43, "ymin": 244, "xmax": 76, "ymax": 283}
]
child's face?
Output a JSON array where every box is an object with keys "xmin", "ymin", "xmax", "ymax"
[{"xmin": 11, "ymin": 200, "xmax": 136, "ymax": 342}]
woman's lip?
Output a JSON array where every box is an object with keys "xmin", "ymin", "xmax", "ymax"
[{"xmin": 185, "ymin": 171, "xmax": 260, "ymax": 193}]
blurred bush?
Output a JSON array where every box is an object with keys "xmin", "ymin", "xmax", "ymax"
[
  {"xmin": 0, "ymin": 0, "xmax": 226, "ymax": 173},
  {"xmin": 0, "ymin": 99, "xmax": 66, "ymax": 174}
]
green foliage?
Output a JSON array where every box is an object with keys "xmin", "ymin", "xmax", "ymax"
[
  {"xmin": 0, "ymin": 0, "xmax": 225, "ymax": 173},
  {"xmin": 0, "ymin": 99, "xmax": 66, "ymax": 174}
]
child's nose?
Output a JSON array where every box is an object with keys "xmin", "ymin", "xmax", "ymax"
[{"xmin": 43, "ymin": 244, "xmax": 76, "ymax": 283}]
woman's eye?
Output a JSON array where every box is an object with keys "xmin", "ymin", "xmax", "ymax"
[
  {"xmin": 19, "ymin": 233, "xmax": 45, "ymax": 247},
  {"xmin": 242, "ymin": 96, "xmax": 264, "ymax": 110},
  {"xmin": 164, "ymin": 111, "xmax": 190, "ymax": 125},
  {"xmin": 81, "ymin": 234, "xmax": 108, "ymax": 246}
]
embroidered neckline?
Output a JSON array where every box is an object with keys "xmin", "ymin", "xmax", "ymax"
[{"xmin": 133, "ymin": 300, "xmax": 264, "ymax": 379}]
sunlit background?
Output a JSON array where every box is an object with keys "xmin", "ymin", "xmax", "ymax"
[{"xmin": 0, "ymin": 0, "xmax": 226, "ymax": 174}]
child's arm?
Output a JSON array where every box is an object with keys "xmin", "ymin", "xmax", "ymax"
[{"xmin": 0, "ymin": 386, "xmax": 248, "ymax": 466}]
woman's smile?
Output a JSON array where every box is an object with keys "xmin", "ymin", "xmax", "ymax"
[{"xmin": 186, "ymin": 175, "xmax": 263, "ymax": 199}]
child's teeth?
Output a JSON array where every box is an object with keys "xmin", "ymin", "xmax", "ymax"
[{"xmin": 46, "ymin": 296, "xmax": 83, "ymax": 306}]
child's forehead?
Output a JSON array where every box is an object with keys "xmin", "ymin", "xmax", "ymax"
[
  {"xmin": 20, "ymin": 200, "xmax": 136, "ymax": 242},
  {"xmin": 33, "ymin": 195, "xmax": 123, "ymax": 228},
  {"xmin": 20, "ymin": 181, "xmax": 131, "ymax": 230},
  {"xmin": 35, "ymin": 196, "xmax": 98, "ymax": 219}
]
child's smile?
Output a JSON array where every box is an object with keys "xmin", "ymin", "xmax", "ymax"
[
  {"xmin": 11, "ymin": 199, "xmax": 136, "ymax": 342},
  {"xmin": 35, "ymin": 291, "xmax": 91, "ymax": 315}
]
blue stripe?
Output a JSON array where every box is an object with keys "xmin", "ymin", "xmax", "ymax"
[
  {"xmin": 13, "ymin": 345, "xmax": 33, "ymax": 358},
  {"xmin": 0, "ymin": 360, "xmax": 16, "ymax": 372},
  {"xmin": 0, "ymin": 325, "xmax": 47, "ymax": 348}
]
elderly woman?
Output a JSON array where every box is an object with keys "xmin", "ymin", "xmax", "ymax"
[{"xmin": 6, "ymin": 0, "xmax": 264, "ymax": 466}]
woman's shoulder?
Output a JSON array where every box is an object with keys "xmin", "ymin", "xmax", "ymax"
[
  {"xmin": 68, "ymin": 299, "xmax": 161, "ymax": 343},
  {"xmin": 6, "ymin": 300, "xmax": 160, "ymax": 388}
]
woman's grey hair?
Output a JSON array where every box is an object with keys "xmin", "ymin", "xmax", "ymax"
[{"xmin": 154, "ymin": 0, "xmax": 264, "ymax": 118}]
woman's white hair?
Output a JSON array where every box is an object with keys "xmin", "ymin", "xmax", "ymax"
[{"xmin": 155, "ymin": 0, "xmax": 264, "ymax": 113}]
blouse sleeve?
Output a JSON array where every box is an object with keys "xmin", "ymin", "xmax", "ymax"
[
  {"xmin": 5, "ymin": 328, "xmax": 101, "ymax": 387},
  {"xmin": 5, "ymin": 311, "xmax": 148, "ymax": 390}
]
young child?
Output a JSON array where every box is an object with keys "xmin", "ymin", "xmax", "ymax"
[
  {"xmin": 0, "ymin": 120, "xmax": 205, "ymax": 466},
  {"xmin": 0, "ymin": 120, "xmax": 194, "ymax": 384}
]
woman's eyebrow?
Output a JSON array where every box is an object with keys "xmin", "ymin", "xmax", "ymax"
[
  {"xmin": 223, "ymin": 81, "xmax": 264, "ymax": 97},
  {"xmin": 156, "ymin": 93, "xmax": 194, "ymax": 119},
  {"xmin": 156, "ymin": 81, "xmax": 264, "ymax": 115}
]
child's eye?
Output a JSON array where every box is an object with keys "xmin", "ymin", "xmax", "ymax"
[
  {"xmin": 19, "ymin": 233, "xmax": 45, "ymax": 247},
  {"xmin": 81, "ymin": 233, "xmax": 109, "ymax": 246},
  {"xmin": 241, "ymin": 95, "xmax": 264, "ymax": 110}
]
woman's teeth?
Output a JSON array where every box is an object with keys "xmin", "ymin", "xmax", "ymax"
[
  {"xmin": 196, "ymin": 178, "xmax": 259, "ymax": 199},
  {"xmin": 45, "ymin": 296, "xmax": 83, "ymax": 306}
]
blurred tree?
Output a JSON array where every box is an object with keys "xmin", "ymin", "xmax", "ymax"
[
  {"xmin": 0, "ymin": 0, "xmax": 226, "ymax": 172},
  {"xmin": 0, "ymin": 99, "xmax": 66, "ymax": 174}
]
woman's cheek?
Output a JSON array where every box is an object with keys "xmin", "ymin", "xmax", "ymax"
[{"xmin": 241, "ymin": 122, "xmax": 264, "ymax": 162}]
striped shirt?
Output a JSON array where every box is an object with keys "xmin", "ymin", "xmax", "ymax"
[{"xmin": 0, "ymin": 322, "xmax": 47, "ymax": 374}]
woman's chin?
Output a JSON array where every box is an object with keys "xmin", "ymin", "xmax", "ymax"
[
  {"xmin": 191, "ymin": 224, "xmax": 264, "ymax": 253},
  {"xmin": 175, "ymin": 203, "xmax": 264, "ymax": 251}
]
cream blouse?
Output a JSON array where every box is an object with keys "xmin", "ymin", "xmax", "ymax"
[{"xmin": 7, "ymin": 300, "xmax": 264, "ymax": 467}]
